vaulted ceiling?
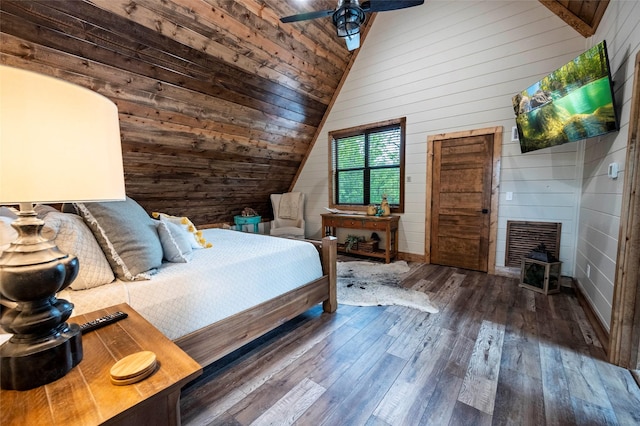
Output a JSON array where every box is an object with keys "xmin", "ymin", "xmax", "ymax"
[
  {"xmin": 0, "ymin": 1, "xmax": 607, "ymax": 225},
  {"xmin": 539, "ymin": 0, "xmax": 610, "ymax": 37}
]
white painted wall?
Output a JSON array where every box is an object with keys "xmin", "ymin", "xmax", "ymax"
[
  {"xmin": 575, "ymin": 0, "xmax": 640, "ymax": 330},
  {"xmin": 294, "ymin": 0, "xmax": 638, "ymax": 329}
]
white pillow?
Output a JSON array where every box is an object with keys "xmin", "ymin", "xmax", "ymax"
[
  {"xmin": 156, "ymin": 220, "xmax": 193, "ymax": 263},
  {"xmin": 43, "ymin": 212, "xmax": 115, "ymax": 290}
]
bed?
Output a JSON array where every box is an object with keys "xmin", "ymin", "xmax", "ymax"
[
  {"xmin": 60, "ymin": 229, "xmax": 337, "ymax": 366},
  {"xmin": 0, "ymin": 199, "xmax": 337, "ymax": 368}
]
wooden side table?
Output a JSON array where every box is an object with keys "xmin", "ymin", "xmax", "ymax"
[
  {"xmin": 0, "ymin": 303, "xmax": 202, "ymax": 426},
  {"xmin": 321, "ymin": 213, "xmax": 399, "ymax": 263},
  {"xmin": 234, "ymin": 215, "xmax": 261, "ymax": 233}
]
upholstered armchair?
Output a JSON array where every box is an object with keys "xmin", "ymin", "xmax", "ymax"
[{"xmin": 270, "ymin": 192, "xmax": 305, "ymax": 238}]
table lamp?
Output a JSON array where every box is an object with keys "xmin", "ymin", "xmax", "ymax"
[{"xmin": 0, "ymin": 65, "xmax": 125, "ymax": 390}]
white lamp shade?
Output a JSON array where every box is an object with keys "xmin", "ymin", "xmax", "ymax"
[{"xmin": 0, "ymin": 65, "xmax": 125, "ymax": 204}]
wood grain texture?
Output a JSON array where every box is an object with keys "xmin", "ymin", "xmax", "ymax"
[
  {"xmin": 1, "ymin": 304, "xmax": 202, "ymax": 426},
  {"xmin": 175, "ymin": 275, "xmax": 331, "ymax": 367},
  {"xmin": 538, "ymin": 0, "xmax": 609, "ymax": 37},
  {"xmin": 426, "ymin": 127, "xmax": 502, "ymax": 274},
  {"xmin": 180, "ymin": 263, "xmax": 640, "ymax": 425},
  {"xmin": 458, "ymin": 320, "xmax": 505, "ymax": 415},
  {"xmin": 610, "ymin": 50, "xmax": 640, "ymax": 370},
  {"xmin": 0, "ymin": 0, "xmax": 365, "ymax": 226},
  {"xmin": 505, "ymin": 221, "xmax": 562, "ymax": 268}
]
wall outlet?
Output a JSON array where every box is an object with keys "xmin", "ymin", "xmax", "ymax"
[{"xmin": 586, "ymin": 264, "xmax": 591, "ymax": 278}]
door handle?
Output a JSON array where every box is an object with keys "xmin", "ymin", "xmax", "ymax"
[{"xmin": 481, "ymin": 209, "xmax": 489, "ymax": 214}]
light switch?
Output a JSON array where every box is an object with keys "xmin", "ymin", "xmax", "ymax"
[{"xmin": 506, "ymin": 192, "xmax": 513, "ymax": 201}]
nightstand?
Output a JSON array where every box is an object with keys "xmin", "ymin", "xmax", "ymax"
[
  {"xmin": 0, "ymin": 304, "xmax": 202, "ymax": 425},
  {"xmin": 234, "ymin": 215, "xmax": 261, "ymax": 233}
]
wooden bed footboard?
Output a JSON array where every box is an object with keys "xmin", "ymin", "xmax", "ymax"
[
  {"xmin": 175, "ymin": 236, "xmax": 337, "ymax": 368},
  {"xmin": 309, "ymin": 235, "xmax": 337, "ymax": 313}
]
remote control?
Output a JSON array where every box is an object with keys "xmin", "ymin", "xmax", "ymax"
[{"xmin": 79, "ymin": 311, "xmax": 128, "ymax": 334}]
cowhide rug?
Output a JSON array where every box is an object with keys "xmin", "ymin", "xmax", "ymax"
[{"xmin": 337, "ymin": 261, "xmax": 438, "ymax": 313}]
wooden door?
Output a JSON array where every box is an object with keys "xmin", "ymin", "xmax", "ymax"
[{"xmin": 430, "ymin": 134, "xmax": 494, "ymax": 272}]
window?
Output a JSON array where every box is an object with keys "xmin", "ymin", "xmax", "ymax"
[{"xmin": 329, "ymin": 118, "xmax": 405, "ymax": 213}]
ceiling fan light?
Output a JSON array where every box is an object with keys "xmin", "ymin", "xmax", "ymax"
[{"xmin": 333, "ymin": 3, "xmax": 365, "ymax": 38}]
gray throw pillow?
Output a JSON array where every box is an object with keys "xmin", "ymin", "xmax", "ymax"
[{"xmin": 74, "ymin": 197, "xmax": 163, "ymax": 281}]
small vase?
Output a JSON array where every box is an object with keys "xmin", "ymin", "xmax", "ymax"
[{"xmin": 380, "ymin": 196, "xmax": 390, "ymax": 216}]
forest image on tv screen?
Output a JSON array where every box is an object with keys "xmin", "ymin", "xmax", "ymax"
[{"xmin": 512, "ymin": 41, "xmax": 618, "ymax": 153}]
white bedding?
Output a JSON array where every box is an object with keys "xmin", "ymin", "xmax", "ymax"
[{"xmin": 58, "ymin": 229, "xmax": 323, "ymax": 340}]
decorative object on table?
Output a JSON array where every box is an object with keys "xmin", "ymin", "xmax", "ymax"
[
  {"xmin": 367, "ymin": 204, "xmax": 378, "ymax": 216},
  {"xmin": 242, "ymin": 207, "xmax": 259, "ymax": 217},
  {"xmin": 270, "ymin": 192, "xmax": 305, "ymax": 238},
  {"xmin": 380, "ymin": 194, "xmax": 391, "ymax": 217},
  {"xmin": 234, "ymin": 214, "xmax": 262, "ymax": 233},
  {"xmin": 110, "ymin": 350, "xmax": 158, "ymax": 386},
  {"xmin": 358, "ymin": 239, "xmax": 378, "ymax": 253},
  {"xmin": 0, "ymin": 65, "xmax": 125, "ymax": 390},
  {"xmin": 344, "ymin": 234, "xmax": 364, "ymax": 252},
  {"xmin": 337, "ymin": 261, "xmax": 438, "ymax": 313},
  {"xmin": 526, "ymin": 243, "xmax": 557, "ymax": 262},
  {"xmin": 520, "ymin": 243, "xmax": 562, "ymax": 295}
]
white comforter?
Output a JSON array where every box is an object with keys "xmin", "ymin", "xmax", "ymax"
[{"xmin": 58, "ymin": 229, "xmax": 323, "ymax": 340}]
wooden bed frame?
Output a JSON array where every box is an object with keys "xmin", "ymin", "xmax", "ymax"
[{"xmin": 174, "ymin": 236, "xmax": 337, "ymax": 367}]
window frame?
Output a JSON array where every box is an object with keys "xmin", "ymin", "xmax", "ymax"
[{"xmin": 328, "ymin": 117, "xmax": 406, "ymax": 214}]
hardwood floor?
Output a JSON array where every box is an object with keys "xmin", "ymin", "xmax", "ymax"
[{"xmin": 179, "ymin": 263, "xmax": 640, "ymax": 425}]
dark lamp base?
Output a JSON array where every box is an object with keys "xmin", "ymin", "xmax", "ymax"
[
  {"xmin": 0, "ymin": 324, "xmax": 83, "ymax": 390},
  {"xmin": 0, "ymin": 208, "xmax": 83, "ymax": 390}
]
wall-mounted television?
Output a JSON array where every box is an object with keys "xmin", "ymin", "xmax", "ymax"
[{"xmin": 512, "ymin": 40, "xmax": 619, "ymax": 153}]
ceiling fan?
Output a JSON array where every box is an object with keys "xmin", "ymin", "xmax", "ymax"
[{"xmin": 280, "ymin": 0, "xmax": 425, "ymax": 51}]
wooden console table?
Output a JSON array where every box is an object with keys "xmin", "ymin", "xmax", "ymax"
[
  {"xmin": 322, "ymin": 213, "xmax": 399, "ymax": 263},
  {"xmin": 0, "ymin": 304, "xmax": 202, "ymax": 426}
]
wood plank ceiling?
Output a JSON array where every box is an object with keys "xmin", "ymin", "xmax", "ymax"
[
  {"xmin": 539, "ymin": 0, "xmax": 610, "ymax": 37},
  {"xmin": 0, "ymin": 1, "xmax": 607, "ymax": 226},
  {"xmin": 0, "ymin": 0, "xmax": 363, "ymax": 225}
]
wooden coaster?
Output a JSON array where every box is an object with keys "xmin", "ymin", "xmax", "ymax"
[{"xmin": 110, "ymin": 351, "xmax": 157, "ymax": 386}]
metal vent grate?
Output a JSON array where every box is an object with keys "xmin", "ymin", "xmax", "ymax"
[{"xmin": 505, "ymin": 221, "xmax": 561, "ymax": 267}]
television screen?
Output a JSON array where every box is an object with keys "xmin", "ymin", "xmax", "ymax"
[{"xmin": 512, "ymin": 41, "xmax": 619, "ymax": 153}]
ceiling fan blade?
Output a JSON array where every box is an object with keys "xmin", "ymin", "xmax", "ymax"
[
  {"xmin": 344, "ymin": 32, "xmax": 361, "ymax": 51},
  {"xmin": 280, "ymin": 9, "xmax": 334, "ymax": 23},
  {"xmin": 361, "ymin": 0, "xmax": 424, "ymax": 13}
]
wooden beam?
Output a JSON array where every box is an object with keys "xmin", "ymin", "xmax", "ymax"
[
  {"xmin": 538, "ymin": 0, "xmax": 610, "ymax": 38},
  {"xmin": 609, "ymin": 51, "xmax": 640, "ymax": 369}
]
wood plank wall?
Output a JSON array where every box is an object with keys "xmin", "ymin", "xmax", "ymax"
[{"xmin": 0, "ymin": 0, "xmax": 355, "ymax": 225}]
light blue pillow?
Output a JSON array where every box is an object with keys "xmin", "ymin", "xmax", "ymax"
[{"xmin": 156, "ymin": 220, "xmax": 193, "ymax": 263}]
